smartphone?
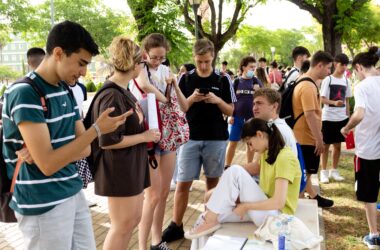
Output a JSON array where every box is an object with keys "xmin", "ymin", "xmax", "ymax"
[{"xmin": 199, "ymin": 88, "xmax": 210, "ymax": 95}]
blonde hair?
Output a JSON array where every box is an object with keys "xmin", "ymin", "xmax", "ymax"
[
  {"xmin": 193, "ymin": 39, "xmax": 214, "ymax": 57},
  {"xmin": 109, "ymin": 36, "xmax": 141, "ymax": 72}
]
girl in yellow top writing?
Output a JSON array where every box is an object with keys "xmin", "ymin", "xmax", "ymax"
[{"xmin": 185, "ymin": 118, "xmax": 301, "ymax": 239}]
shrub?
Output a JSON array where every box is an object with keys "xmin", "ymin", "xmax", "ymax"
[
  {"xmin": 85, "ymin": 80, "xmax": 97, "ymax": 92},
  {"xmin": 348, "ymin": 96, "xmax": 355, "ymax": 115},
  {"xmin": 96, "ymin": 82, "xmax": 104, "ymax": 91},
  {"xmin": 0, "ymin": 85, "xmax": 6, "ymax": 96}
]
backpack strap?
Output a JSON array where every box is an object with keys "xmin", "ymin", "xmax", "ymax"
[
  {"xmin": 133, "ymin": 79, "xmax": 145, "ymax": 95},
  {"xmin": 13, "ymin": 76, "xmax": 48, "ymax": 114},
  {"xmin": 9, "ymin": 76, "xmax": 48, "ymax": 192},
  {"xmin": 10, "ymin": 146, "xmax": 25, "ymax": 192},
  {"xmin": 233, "ymin": 77, "xmax": 240, "ymax": 94},
  {"xmin": 279, "ymin": 68, "xmax": 299, "ymax": 92},
  {"xmin": 295, "ymin": 76, "xmax": 318, "ymax": 95}
]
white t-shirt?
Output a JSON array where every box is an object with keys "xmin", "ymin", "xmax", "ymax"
[
  {"xmin": 147, "ymin": 64, "xmax": 170, "ymax": 94},
  {"xmin": 284, "ymin": 67, "xmax": 300, "ymax": 89},
  {"xmin": 274, "ymin": 118, "xmax": 298, "ymax": 157},
  {"xmin": 70, "ymin": 84, "xmax": 84, "ymax": 117},
  {"xmin": 320, "ymin": 75, "xmax": 352, "ymax": 121},
  {"xmin": 354, "ymin": 76, "xmax": 380, "ymax": 160},
  {"xmin": 129, "ymin": 64, "xmax": 171, "ymax": 101}
]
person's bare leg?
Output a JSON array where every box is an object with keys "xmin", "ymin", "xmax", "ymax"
[
  {"xmin": 206, "ymin": 177, "xmax": 219, "ymax": 192},
  {"xmin": 332, "ymin": 143, "xmax": 341, "ymax": 169},
  {"xmin": 365, "ymin": 203, "xmax": 378, "ymax": 234},
  {"xmin": 225, "ymin": 141, "xmax": 238, "ymax": 166},
  {"xmin": 103, "ymin": 194, "xmax": 144, "ymax": 250},
  {"xmin": 173, "ymin": 181, "xmax": 193, "ymax": 226},
  {"xmin": 305, "ymin": 174, "xmax": 318, "ymax": 198},
  {"xmin": 151, "ymin": 152, "xmax": 176, "ymax": 245},
  {"xmin": 321, "ymin": 144, "xmax": 330, "ymax": 170},
  {"xmin": 138, "ymin": 155, "xmax": 162, "ymax": 250}
]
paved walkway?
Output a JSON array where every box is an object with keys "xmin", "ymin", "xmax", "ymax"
[
  {"xmin": 1, "ymin": 94, "xmax": 351, "ymax": 249},
  {"xmin": 0, "ymin": 140, "xmax": 251, "ymax": 250}
]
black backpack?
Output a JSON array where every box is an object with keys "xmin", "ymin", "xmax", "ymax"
[
  {"xmin": 279, "ymin": 77, "xmax": 318, "ymax": 128},
  {"xmin": 82, "ymin": 83, "xmax": 125, "ymax": 176},
  {"xmin": 0, "ymin": 76, "xmax": 48, "ymax": 222},
  {"xmin": 278, "ymin": 68, "xmax": 299, "ymax": 93}
]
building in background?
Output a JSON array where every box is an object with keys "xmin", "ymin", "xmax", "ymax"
[{"xmin": 0, "ymin": 35, "xmax": 28, "ymax": 73}]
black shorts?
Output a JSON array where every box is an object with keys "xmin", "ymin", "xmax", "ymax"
[
  {"xmin": 300, "ymin": 145, "xmax": 320, "ymax": 174},
  {"xmin": 354, "ymin": 156, "xmax": 380, "ymax": 203},
  {"xmin": 322, "ymin": 118, "xmax": 349, "ymax": 144}
]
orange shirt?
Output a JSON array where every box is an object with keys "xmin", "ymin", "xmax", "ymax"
[{"xmin": 292, "ymin": 80, "xmax": 321, "ymax": 145}]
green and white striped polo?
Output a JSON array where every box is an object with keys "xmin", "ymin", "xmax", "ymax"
[{"xmin": 2, "ymin": 72, "xmax": 83, "ymax": 215}]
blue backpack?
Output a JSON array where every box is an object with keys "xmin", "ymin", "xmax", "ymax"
[{"xmin": 296, "ymin": 143, "xmax": 307, "ymax": 193}]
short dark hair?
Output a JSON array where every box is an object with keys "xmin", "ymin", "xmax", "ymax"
[
  {"xmin": 270, "ymin": 61, "xmax": 278, "ymax": 68},
  {"xmin": 310, "ymin": 51, "xmax": 334, "ymax": 67},
  {"xmin": 334, "ymin": 53, "xmax": 349, "ymax": 65},
  {"xmin": 292, "ymin": 46, "xmax": 310, "ymax": 61},
  {"xmin": 46, "ymin": 20, "xmax": 99, "ymax": 56},
  {"xmin": 258, "ymin": 57, "xmax": 267, "ymax": 63},
  {"xmin": 300, "ymin": 60, "xmax": 310, "ymax": 73},
  {"xmin": 27, "ymin": 47, "xmax": 45, "ymax": 58},
  {"xmin": 352, "ymin": 46, "xmax": 379, "ymax": 68},
  {"xmin": 183, "ymin": 63, "xmax": 195, "ymax": 71},
  {"xmin": 26, "ymin": 47, "xmax": 46, "ymax": 68},
  {"xmin": 239, "ymin": 56, "xmax": 256, "ymax": 72},
  {"xmin": 222, "ymin": 61, "xmax": 228, "ymax": 65}
]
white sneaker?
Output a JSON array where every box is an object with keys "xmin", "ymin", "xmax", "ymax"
[
  {"xmin": 329, "ymin": 169, "xmax": 345, "ymax": 181},
  {"xmin": 320, "ymin": 170, "xmax": 330, "ymax": 183}
]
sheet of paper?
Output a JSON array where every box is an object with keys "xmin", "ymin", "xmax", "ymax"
[
  {"xmin": 203, "ymin": 235, "xmax": 247, "ymax": 250},
  {"xmin": 242, "ymin": 238, "xmax": 273, "ymax": 250},
  {"xmin": 147, "ymin": 93, "xmax": 159, "ymax": 129}
]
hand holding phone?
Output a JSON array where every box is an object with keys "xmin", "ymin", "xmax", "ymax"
[{"xmin": 198, "ymin": 88, "xmax": 210, "ymax": 95}]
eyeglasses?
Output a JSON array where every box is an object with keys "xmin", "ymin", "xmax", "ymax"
[{"xmin": 148, "ymin": 54, "xmax": 166, "ymax": 62}]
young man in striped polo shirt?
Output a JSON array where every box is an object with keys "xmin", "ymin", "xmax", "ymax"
[{"xmin": 2, "ymin": 21, "xmax": 129, "ymax": 250}]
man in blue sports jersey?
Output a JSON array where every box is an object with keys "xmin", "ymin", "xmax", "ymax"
[{"xmin": 2, "ymin": 21, "xmax": 130, "ymax": 250}]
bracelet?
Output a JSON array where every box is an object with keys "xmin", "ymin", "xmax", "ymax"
[{"xmin": 92, "ymin": 123, "xmax": 101, "ymax": 137}]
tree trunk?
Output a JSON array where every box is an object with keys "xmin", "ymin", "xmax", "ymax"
[
  {"xmin": 346, "ymin": 43, "xmax": 355, "ymax": 58},
  {"xmin": 212, "ymin": 41, "xmax": 223, "ymax": 68},
  {"xmin": 321, "ymin": 1, "xmax": 342, "ymax": 56},
  {"xmin": 127, "ymin": 0, "xmax": 158, "ymax": 42}
]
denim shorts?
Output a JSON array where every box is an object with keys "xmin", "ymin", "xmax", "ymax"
[
  {"xmin": 155, "ymin": 147, "xmax": 175, "ymax": 156},
  {"xmin": 177, "ymin": 140, "xmax": 227, "ymax": 182}
]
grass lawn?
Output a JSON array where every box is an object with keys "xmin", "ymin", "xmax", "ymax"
[{"xmin": 321, "ymin": 154, "xmax": 380, "ymax": 250}]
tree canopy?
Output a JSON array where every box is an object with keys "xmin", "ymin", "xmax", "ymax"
[
  {"xmin": 287, "ymin": 0, "xmax": 371, "ymax": 56},
  {"xmin": 221, "ymin": 24, "xmax": 323, "ymax": 71}
]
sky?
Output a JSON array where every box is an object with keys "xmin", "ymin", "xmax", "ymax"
[
  {"xmin": 30, "ymin": 0, "xmax": 315, "ymax": 30},
  {"xmin": 30, "ymin": 0, "xmax": 380, "ymax": 30}
]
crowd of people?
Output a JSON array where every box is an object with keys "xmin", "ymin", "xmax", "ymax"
[{"xmin": 1, "ymin": 20, "xmax": 380, "ymax": 250}]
